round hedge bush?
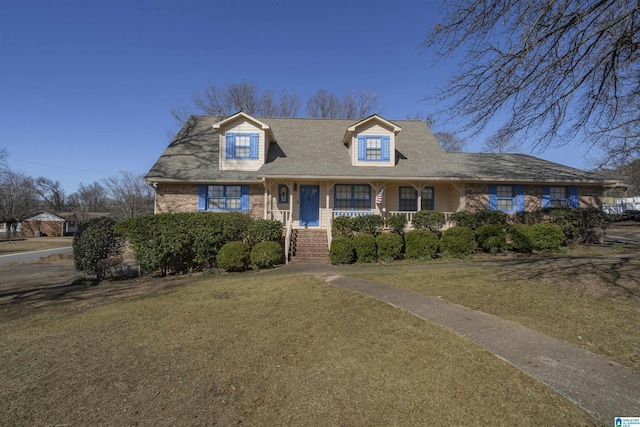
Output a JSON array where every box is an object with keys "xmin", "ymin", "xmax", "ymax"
[
  {"xmin": 216, "ymin": 241, "xmax": 250, "ymax": 272},
  {"xmin": 248, "ymin": 219, "xmax": 283, "ymax": 246},
  {"xmin": 376, "ymin": 232, "xmax": 404, "ymax": 261},
  {"xmin": 330, "ymin": 237, "xmax": 355, "ymax": 265},
  {"xmin": 404, "ymin": 229, "xmax": 439, "ymax": 259},
  {"xmin": 507, "ymin": 224, "xmax": 533, "ymax": 253},
  {"xmin": 412, "ymin": 210, "xmax": 446, "ymax": 232},
  {"xmin": 439, "ymin": 226, "xmax": 476, "ymax": 258},
  {"xmin": 386, "ymin": 214, "xmax": 408, "ymax": 234},
  {"xmin": 353, "ymin": 233, "xmax": 377, "ymax": 263},
  {"xmin": 250, "ymin": 240, "xmax": 283, "ymax": 269},
  {"xmin": 475, "ymin": 224, "xmax": 507, "ymax": 253},
  {"xmin": 529, "ymin": 223, "xmax": 564, "ymax": 251}
]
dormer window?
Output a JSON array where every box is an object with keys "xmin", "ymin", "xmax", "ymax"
[
  {"xmin": 226, "ymin": 133, "xmax": 259, "ymax": 160},
  {"xmin": 358, "ymin": 135, "xmax": 390, "ymax": 162}
]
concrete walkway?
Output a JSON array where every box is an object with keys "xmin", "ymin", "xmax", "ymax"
[{"xmin": 321, "ymin": 273, "xmax": 640, "ymax": 424}]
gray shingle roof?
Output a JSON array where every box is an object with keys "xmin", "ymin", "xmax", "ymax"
[{"xmin": 145, "ymin": 115, "xmax": 608, "ymax": 184}]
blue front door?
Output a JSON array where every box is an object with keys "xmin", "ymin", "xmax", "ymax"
[{"xmin": 299, "ymin": 185, "xmax": 320, "ymax": 226}]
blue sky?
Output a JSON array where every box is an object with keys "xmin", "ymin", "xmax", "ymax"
[{"xmin": 0, "ymin": 0, "xmax": 592, "ymax": 194}]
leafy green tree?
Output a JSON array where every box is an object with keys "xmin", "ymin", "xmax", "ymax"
[{"xmin": 73, "ymin": 217, "xmax": 124, "ymax": 281}]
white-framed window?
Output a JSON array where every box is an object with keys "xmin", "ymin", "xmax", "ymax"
[
  {"xmin": 357, "ymin": 135, "xmax": 390, "ymax": 162},
  {"xmin": 225, "ymin": 133, "xmax": 259, "ymax": 160},
  {"xmin": 497, "ymin": 185, "xmax": 514, "ymax": 212}
]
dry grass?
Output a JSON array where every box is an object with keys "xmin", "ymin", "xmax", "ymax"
[
  {"xmin": 0, "ymin": 273, "xmax": 599, "ymax": 426},
  {"xmin": 349, "ymin": 260, "xmax": 640, "ymax": 374},
  {"xmin": 0, "ymin": 237, "xmax": 73, "ymax": 255}
]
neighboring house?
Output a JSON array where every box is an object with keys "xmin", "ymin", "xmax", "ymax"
[
  {"xmin": 0, "ymin": 222, "xmax": 22, "ymax": 239},
  {"xmin": 20, "ymin": 211, "xmax": 66, "ymax": 237},
  {"xmin": 145, "ymin": 112, "xmax": 616, "ymax": 232}
]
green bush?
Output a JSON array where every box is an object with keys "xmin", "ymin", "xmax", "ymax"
[
  {"xmin": 248, "ymin": 219, "xmax": 283, "ymax": 246},
  {"xmin": 541, "ymin": 207, "xmax": 582, "ymax": 245},
  {"xmin": 449, "ymin": 211, "xmax": 477, "ymax": 229},
  {"xmin": 404, "ymin": 230, "xmax": 439, "ymax": 259},
  {"xmin": 507, "ymin": 224, "xmax": 533, "ymax": 253},
  {"xmin": 476, "ymin": 224, "xmax": 507, "ymax": 253},
  {"xmin": 386, "ymin": 214, "xmax": 408, "ymax": 234},
  {"xmin": 116, "ymin": 212, "xmax": 253, "ymax": 275},
  {"xmin": 330, "ymin": 237, "xmax": 355, "ymax": 265},
  {"xmin": 216, "ymin": 241, "xmax": 250, "ymax": 272},
  {"xmin": 250, "ymin": 241, "xmax": 283, "ymax": 269},
  {"xmin": 439, "ymin": 226, "xmax": 476, "ymax": 258},
  {"xmin": 580, "ymin": 208, "xmax": 609, "ymax": 244},
  {"xmin": 412, "ymin": 210, "xmax": 446, "ymax": 232},
  {"xmin": 529, "ymin": 223, "xmax": 564, "ymax": 251},
  {"xmin": 352, "ymin": 214, "xmax": 385, "ymax": 235},
  {"xmin": 332, "ymin": 216, "xmax": 355, "ymax": 238},
  {"xmin": 353, "ymin": 233, "xmax": 377, "ymax": 263},
  {"xmin": 73, "ymin": 217, "xmax": 124, "ymax": 280},
  {"xmin": 376, "ymin": 232, "xmax": 404, "ymax": 261},
  {"xmin": 475, "ymin": 210, "xmax": 508, "ymax": 227}
]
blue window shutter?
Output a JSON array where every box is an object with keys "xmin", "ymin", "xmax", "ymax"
[
  {"xmin": 569, "ymin": 186, "xmax": 579, "ymax": 208},
  {"xmin": 515, "ymin": 185, "xmax": 525, "ymax": 212},
  {"xmin": 249, "ymin": 133, "xmax": 259, "ymax": 159},
  {"xmin": 240, "ymin": 185, "xmax": 249, "ymax": 212},
  {"xmin": 198, "ymin": 185, "xmax": 207, "ymax": 211},
  {"xmin": 381, "ymin": 136, "xmax": 390, "ymax": 161},
  {"xmin": 488, "ymin": 185, "xmax": 497, "ymax": 210},
  {"xmin": 226, "ymin": 134, "xmax": 235, "ymax": 159},
  {"xmin": 542, "ymin": 186, "xmax": 551, "ymax": 208},
  {"xmin": 357, "ymin": 136, "xmax": 366, "ymax": 161}
]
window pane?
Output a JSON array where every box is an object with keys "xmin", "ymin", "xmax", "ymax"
[
  {"xmin": 353, "ymin": 185, "xmax": 369, "ymax": 201},
  {"xmin": 421, "ymin": 188, "xmax": 434, "ymax": 210},
  {"xmin": 235, "ymin": 135, "xmax": 250, "ymax": 158},
  {"xmin": 226, "ymin": 186, "xmax": 241, "ymax": 197},
  {"xmin": 335, "ymin": 200, "xmax": 350, "ymax": 210},
  {"xmin": 208, "ymin": 186, "xmax": 224, "ymax": 198},
  {"xmin": 366, "ymin": 137, "xmax": 381, "ymax": 160},
  {"xmin": 335, "ymin": 185, "xmax": 350, "ymax": 200},
  {"xmin": 497, "ymin": 186, "xmax": 512, "ymax": 198},
  {"xmin": 400, "ymin": 187, "xmax": 417, "ymax": 211},
  {"xmin": 226, "ymin": 198, "xmax": 241, "ymax": 209},
  {"xmin": 209, "ymin": 198, "xmax": 224, "ymax": 209},
  {"xmin": 497, "ymin": 199, "xmax": 513, "ymax": 211}
]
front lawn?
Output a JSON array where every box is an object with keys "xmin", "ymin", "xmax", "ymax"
[{"xmin": 0, "ymin": 273, "xmax": 599, "ymax": 426}]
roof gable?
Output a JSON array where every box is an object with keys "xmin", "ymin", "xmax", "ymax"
[
  {"xmin": 342, "ymin": 114, "xmax": 402, "ymax": 146},
  {"xmin": 212, "ymin": 111, "xmax": 275, "ymax": 141}
]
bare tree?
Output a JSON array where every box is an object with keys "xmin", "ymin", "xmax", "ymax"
[
  {"xmin": 103, "ymin": 171, "xmax": 154, "ymax": 220},
  {"xmin": 482, "ymin": 128, "xmax": 520, "ymax": 154},
  {"xmin": 423, "ymin": 0, "xmax": 640, "ymax": 166},
  {"xmin": 306, "ymin": 90, "xmax": 343, "ymax": 118},
  {"xmin": 342, "ymin": 90, "xmax": 380, "ymax": 119},
  {"xmin": 34, "ymin": 177, "xmax": 66, "ymax": 211},
  {"xmin": 278, "ymin": 90, "xmax": 301, "ymax": 118},
  {"xmin": 0, "ymin": 147, "xmax": 8, "ymax": 172},
  {"xmin": 408, "ymin": 113, "xmax": 467, "ymax": 152},
  {"xmin": 0, "ymin": 170, "xmax": 38, "ymax": 240},
  {"xmin": 67, "ymin": 182, "xmax": 109, "ymax": 221}
]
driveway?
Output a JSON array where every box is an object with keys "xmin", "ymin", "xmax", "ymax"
[{"xmin": 0, "ymin": 247, "xmax": 72, "ymax": 266}]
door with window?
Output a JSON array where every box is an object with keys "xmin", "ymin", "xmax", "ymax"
[{"xmin": 299, "ymin": 185, "xmax": 320, "ymax": 226}]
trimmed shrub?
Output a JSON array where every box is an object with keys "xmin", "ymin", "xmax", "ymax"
[
  {"xmin": 412, "ymin": 210, "xmax": 446, "ymax": 232},
  {"xmin": 221, "ymin": 213, "xmax": 253, "ymax": 243},
  {"xmin": 449, "ymin": 211, "xmax": 477, "ymax": 229},
  {"xmin": 376, "ymin": 232, "xmax": 404, "ymax": 261},
  {"xmin": 439, "ymin": 226, "xmax": 476, "ymax": 257},
  {"xmin": 529, "ymin": 223, "xmax": 564, "ymax": 251},
  {"xmin": 330, "ymin": 237, "xmax": 355, "ymax": 265},
  {"xmin": 475, "ymin": 210, "xmax": 508, "ymax": 227},
  {"xmin": 248, "ymin": 219, "xmax": 283, "ymax": 246},
  {"xmin": 250, "ymin": 241, "xmax": 283, "ymax": 269},
  {"xmin": 541, "ymin": 207, "xmax": 582, "ymax": 245},
  {"xmin": 386, "ymin": 214, "xmax": 408, "ymax": 234},
  {"xmin": 404, "ymin": 230, "xmax": 439, "ymax": 259},
  {"xmin": 216, "ymin": 241, "xmax": 250, "ymax": 272},
  {"xmin": 353, "ymin": 233, "xmax": 377, "ymax": 263},
  {"xmin": 352, "ymin": 214, "xmax": 385, "ymax": 235},
  {"xmin": 580, "ymin": 208, "xmax": 609, "ymax": 244},
  {"xmin": 508, "ymin": 224, "xmax": 533, "ymax": 253},
  {"xmin": 332, "ymin": 216, "xmax": 355, "ymax": 238},
  {"xmin": 73, "ymin": 217, "xmax": 124, "ymax": 280},
  {"xmin": 476, "ymin": 224, "xmax": 507, "ymax": 253}
]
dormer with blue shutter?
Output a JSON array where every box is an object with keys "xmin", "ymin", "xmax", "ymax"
[
  {"xmin": 212, "ymin": 112, "xmax": 275, "ymax": 172},
  {"xmin": 342, "ymin": 115, "xmax": 401, "ymax": 167}
]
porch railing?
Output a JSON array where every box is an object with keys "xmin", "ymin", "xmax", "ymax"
[
  {"xmin": 283, "ymin": 214, "xmax": 293, "ymax": 265},
  {"xmin": 332, "ymin": 210, "xmax": 375, "ymax": 218},
  {"xmin": 269, "ymin": 209, "xmax": 291, "ymax": 225}
]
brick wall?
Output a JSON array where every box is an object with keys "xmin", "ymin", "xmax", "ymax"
[
  {"xmin": 464, "ymin": 183, "xmax": 488, "ymax": 211},
  {"xmin": 578, "ymin": 185, "xmax": 602, "ymax": 208},
  {"xmin": 154, "ymin": 183, "xmax": 265, "ymax": 220},
  {"xmin": 21, "ymin": 221, "xmax": 64, "ymax": 237}
]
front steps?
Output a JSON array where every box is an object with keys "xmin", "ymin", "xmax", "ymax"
[{"xmin": 290, "ymin": 229, "xmax": 330, "ymax": 263}]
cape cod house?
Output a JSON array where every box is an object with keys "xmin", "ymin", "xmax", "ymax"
[{"xmin": 145, "ymin": 112, "xmax": 614, "ymax": 259}]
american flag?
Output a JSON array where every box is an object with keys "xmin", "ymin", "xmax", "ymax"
[{"xmin": 375, "ymin": 188, "xmax": 385, "ymax": 205}]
